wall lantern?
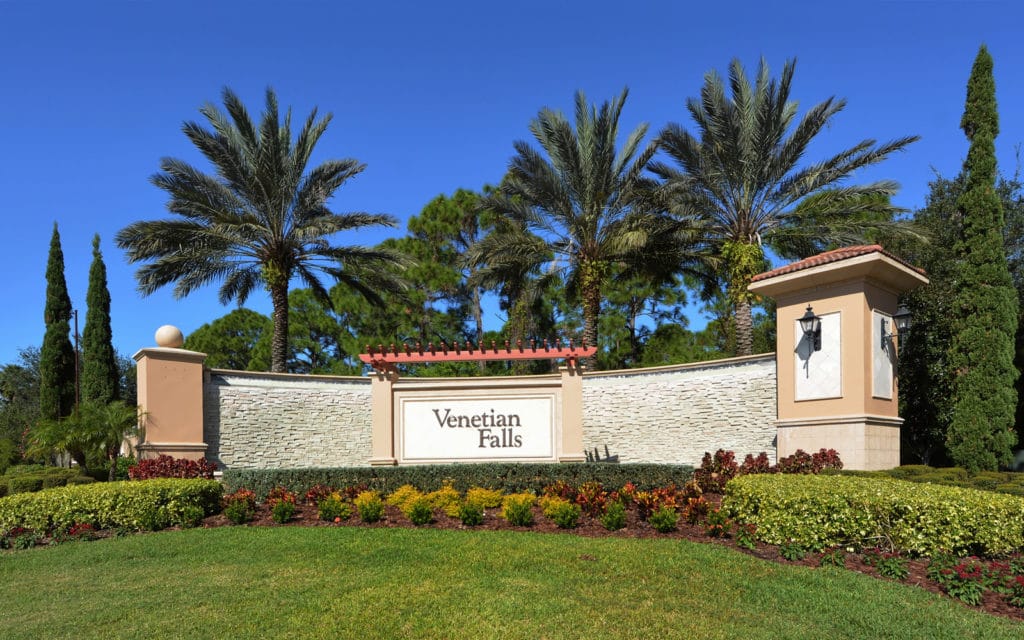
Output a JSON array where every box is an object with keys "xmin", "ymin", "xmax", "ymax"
[
  {"xmin": 881, "ymin": 303, "xmax": 912, "ymax": 348},
  {"xmin": 799, "ymin": 305, "xmax": 822, "ymax": 352}
]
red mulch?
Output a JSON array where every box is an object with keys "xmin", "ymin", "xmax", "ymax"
[{"xmin": 196, "ymin": 497, "xmax": 1024, "ymax": 623}]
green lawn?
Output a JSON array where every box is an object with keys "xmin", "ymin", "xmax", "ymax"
[{"xmin": 2, "ymin": 527, "xmax": 1021, "ymax": 639}]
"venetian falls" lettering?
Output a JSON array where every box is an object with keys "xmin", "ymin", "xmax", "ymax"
[{"xmin": 431, "ymin": 408, "xmax": 523, "ymax": 448}]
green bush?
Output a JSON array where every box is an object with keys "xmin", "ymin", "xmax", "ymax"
[
  {"xmin": 318, "ymin": 496, "xmax": 351, "ymax": 522},
  {"xmin": 271, "ymin": 500, "xmax": 295, "ymax": 524},
  {"xmin": 0, "ymin": 478, "xmax": 222, "ymax": 533},
  {"xmin": 354, "ymin": 491, "xmax": 384, "ymax": 523},
  {"xmin": 649, "ymin": 506, "xmax": 678, "ymax": 533},
  {"xmin": 546, "ymin": 501, "xmax": 581, "ymax": 529},
  {"xmin": 501, "ymin": 493, "xmax": 535, "ymax": 527},
  {"xmin": 458, "ymin": 501, "xmax": 484, "ymax": 526},
  {"xmin": 3, "ymin": 466, "xmax": 95, "ymax": 495},
  {"xmin": 223, "ymin": 463, "xmax": 693, "ymax": 500},
  {"xmin": 7, "ymin": 476, "xmax": 43, "ymax": 494},
  {"xmin": 724, "ymin": 474, "xmax": 1024, "ymax": 556},
  {"xmin": 406, "ymin": 497, "xmax": 434, "ymax": 526},
  {"xmin": 600, "ymin": 500, "xmax": 627, "ymax": 531}
]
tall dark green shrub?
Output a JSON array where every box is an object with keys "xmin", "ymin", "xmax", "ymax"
[
  {"xmin": 82, "ymin": 234, "xmax": 119, "ymax": 405},
  {"xmin": 946, "ymin": 46, "xmax": 1019, "ymax": 471},
  {"xmin": 39, "ymin": 223, "xmax": 75, "ymax": 422}
]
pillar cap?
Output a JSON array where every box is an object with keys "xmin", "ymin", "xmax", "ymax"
[{"xmin": 749, "ymin": 245, "xmax": 928, "ymax": 298}]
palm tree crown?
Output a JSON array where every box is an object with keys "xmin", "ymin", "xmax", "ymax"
[
  {"xmin": 470, "ymin": 89, "xmax": 663, "ymax": 367},
  {"xmin": 116, "ymin": 87, "xmax": 404, "ymax": 372},
  {"xmin": 652, "ymin": 58, "xmax": 919, "ymax": 355}
]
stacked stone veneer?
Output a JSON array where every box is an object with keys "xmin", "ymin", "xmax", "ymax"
[
  {"xmin": 204, "ymin": 370, "xmax": 371, "ymax": 469},
  {"xmin": 202, "ymin": 355, "xmax": 777, "ymax": 469},
  {"xmin": 582, "ymin": 355, "xmax": 777, "ymax": 464}
]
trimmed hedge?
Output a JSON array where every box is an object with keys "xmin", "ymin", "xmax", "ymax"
[
  {"xmin": 834, "ymin": 465, "xmax": 1024, "ymax": 497},
  {"xmin": 223, "ymin": 463, "xmax": 694, "ymax": 500},
  {"xmin": 2, "ymin": 465, "xmax": 95, "ymax": 496},
  {"xmin": 0, "ymin": 479, "xmax": 223, "ymax": 533},
  {"xmin": 723, "ymin": 474, "xmax": 1024, "ymax": 557}
]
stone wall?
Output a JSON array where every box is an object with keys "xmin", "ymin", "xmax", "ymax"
[
  {"xmin": 202, "ymin": 355, "xmax": 777, "ymax": 469},
  {"xmin": 581, "ymin": 355, "xmax": 777, "ymax": 464},
  {"xmin": 204, "ymin": 370, "xmax": 371, "ymax": 469}
]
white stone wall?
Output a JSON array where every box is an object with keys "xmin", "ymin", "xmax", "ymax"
[
  {"xmin": 582, "ymin": 355, "xmax": 777, "ymax": 465},
  {"xmin": 203, "ymin": 355, "xmax": 778, "ymax": 469},
  {"xmin": 204, "ymin": 370, "xmax": 372, "ymax": 469}
]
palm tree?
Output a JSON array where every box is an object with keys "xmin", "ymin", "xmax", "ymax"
[
  {"xmin": 116, "ymin": 88, "xmax": 406, "ymax": 372},
  {"xmin": 471, "ymin": 89, "xmax": 663, "ymax": 368},
  {"xmin": 652, "ymin": 58, "xmax": 920, "ymax": 355}
]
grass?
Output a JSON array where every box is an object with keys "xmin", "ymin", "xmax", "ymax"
[{"xmin": 2, "ymin": 527, "xmax": 1022, "ymax": 639}]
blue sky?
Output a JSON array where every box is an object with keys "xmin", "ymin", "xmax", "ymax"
[{"xmin": 1, "ymin": 0, "xmax": 1023, "ymax": 365}]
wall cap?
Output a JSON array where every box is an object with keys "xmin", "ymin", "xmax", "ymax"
[
  {"xmin": 585, "ymin": 353, "xmax": 775, "ymax": 379},
  {"xmin": 132, "ymin": 347, "xmax": 207, "ymax": 364}
]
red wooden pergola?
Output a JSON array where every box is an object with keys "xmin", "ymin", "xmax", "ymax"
[{"xmin": 359, "ymin": 339, "xmax": 596, "ymax": 373}]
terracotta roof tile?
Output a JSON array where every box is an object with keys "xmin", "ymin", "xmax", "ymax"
[{"xmin": 750, "ymin": 245, "xmax": 924, "ymax": 282}]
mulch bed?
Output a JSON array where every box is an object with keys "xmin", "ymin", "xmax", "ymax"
[{"xmin": 198, "ymin": 498, "xmax": 1024, "ymax": 623}]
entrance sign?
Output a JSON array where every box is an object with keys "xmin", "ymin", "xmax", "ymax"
[{"xmin": 400, "ymin": 395, "xmax": 555, "ymax": 462}]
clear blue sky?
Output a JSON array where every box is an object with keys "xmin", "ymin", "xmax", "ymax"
[{"xmin": 1, "ymin": 0, "xmax": 1022, "ymax": 365}]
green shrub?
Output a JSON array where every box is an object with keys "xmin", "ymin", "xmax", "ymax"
[
  {"xmin": 7, "ymin": 476, "xmax": 42, "ymax": 494},
  {"xmin": 318, "ymin": 495, "xmax": 351, "ymax": 521},
  {"xmin": 600, "ymin": 500, "xmax": 627, "ymax": 531},
  {"xmin": 354, "ymin": 491, "xmax": 384, "ymax": 523},
  {"xmin": 501, "ymin": 493, "xmax": 535, "ymax": 527},
  {"xmin": 223, "ymin": 489, "xmax": 257, "ymax": 525},
  {"xmin": 649, "ymin": 506, "xmax": 678, "ymax": 533},
  {"xmin": 724, "ymin": 474, "xmax": 1024, "ymax": 556},
  {"xmin": 0, "ymin": 479, "xmax": 222, "ymax": 533},
  {"xmin": 546, "ymin": 501, "xmax": 581, "ymax": 529},
  {"xmin": 4, "ymin": 466, "xmax": 94, "ymax": 495},
  {"xmin": 271, "ymin": 500, "xmax": 295, "ymax": 524},
  {"xmin": 458, "ymin": 501, "xmax": 484, "ymax": 526},
  {"xmin": 222, "ymin": 463, "xmax": 693, "ymax": 499},
  {"xmin": 406, "ymin": 497, "xmax": 434, "ymax": 526}
]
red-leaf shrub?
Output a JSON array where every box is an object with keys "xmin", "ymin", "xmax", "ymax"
[
  {"xmin": 741, "ymin": 452, "xmax": 773, "ymax": 474},
  {"xmin": 575, "ymin": 482, "xmax": 609, "ymax": 517},
  {"xmin": 304, "ymin": 484, "xmax": 335, "ymax": 506},
  {"xmin": 693, "ymin": 450, "xmax": 739, "ymax": 492},
  {"xmin": 128, "ymin": 455, "xmax": 217, "ymax": 480},
  {"xmin": 776, "ymin": 449, "xmax": 816, "ymax": 474},
  {"xmin": 265, "ymin": 486, "xmax": 297, "ymax": 508}
]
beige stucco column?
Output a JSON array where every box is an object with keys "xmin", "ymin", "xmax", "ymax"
[
  {"xmin": 133, "ymin": 326, "xmax": 208, "ymax": 460},
  {"xmin": 748, "ymin": 246, "xmax": 928, "ymax": 470},
  {"xmin": 558, "ymin": 362, "xmax": 586, "ymax": 462},
  {"xmin": 369, "ymin": 369, "xmax": 399, "ymax": 466}
]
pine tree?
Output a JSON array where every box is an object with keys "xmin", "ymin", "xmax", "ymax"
[
  {"xmin": 82, "ymin": 234, "xmax": 119, "ymax": 404},
  {"xmin": 39, "ymin": 223, "xmax": 76, "ymax": 421},
  {"xmin": 946, "ymin": 46, "xmax": 1019, "ymax": 470}
]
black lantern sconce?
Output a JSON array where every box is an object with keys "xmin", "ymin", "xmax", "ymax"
[
  {"xmin": 799, "ymin": 305, "xmax": 822, "ymax": 352},
  {"xmin": 881, "ymin": 303, "xmax": 912, "ymax": 348}
]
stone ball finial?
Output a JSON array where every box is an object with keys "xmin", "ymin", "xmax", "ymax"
[{"xmin": 155, "ymin": 325, "xmax": 185, "ymax": 348}]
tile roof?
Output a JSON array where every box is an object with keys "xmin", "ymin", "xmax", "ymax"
[{"xmin": 750, "ymin": 245, "xmax": 923, "ymax": 282}]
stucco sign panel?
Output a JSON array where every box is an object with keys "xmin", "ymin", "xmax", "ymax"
[
  {"xmin": 399, "ymin": 395, "xmax": 556, "ymax": 463},
  {"xmin": 795, "ymin": 311, "xmax": 841, "ymax": 401}
]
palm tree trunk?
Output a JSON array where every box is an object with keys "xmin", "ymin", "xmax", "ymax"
[
  {"xmin": 270, "ymin": 283, "xmax": 290, "ymax": 373},
  {"xmin": 735, "ymin": 297, "xmax": 754, "ymax": 357},
  {"xmin": 581, "ymin": 283, "xmax": 601, "ymax": 371},
  {"xmin": 473, "ymin": 285, "xmax": 485, "ymax": 373}
]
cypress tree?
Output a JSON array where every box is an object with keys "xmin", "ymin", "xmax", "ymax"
[
  {"xmin": 946, "ymin": 46, "xmax": 1019, "ymax": 470},
  {"xmin": 39, "ymin": 223, "xmax": 76, "ymax": 421},
  {"xmin": 82, "ymin": 234, "xmax": 119, "ymax": 404}
]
